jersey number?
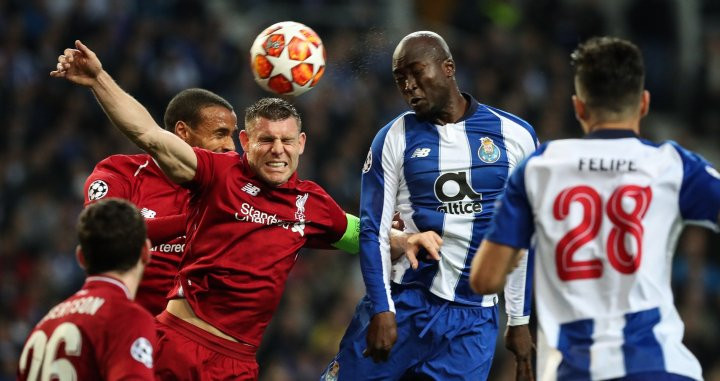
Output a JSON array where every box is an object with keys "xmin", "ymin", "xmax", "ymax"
[
  {"xmin": 553, "ymin": 185, "xmax": 652, "ymax": 281},
  {"xmin": 19, "ymin": 322, "xmax": 82, "ymax": 381}
]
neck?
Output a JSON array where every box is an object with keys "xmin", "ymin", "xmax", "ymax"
[
  {"xmin": 585, "ymin": 120, "xmax": 640, "ymax": 135},
  {"xmin": 101, "ymin": 268, "xmax": 142, "ymax": 299},
  {"xmin": 433, "ymin": 90, "xmax": 467, "ymax": 125}
]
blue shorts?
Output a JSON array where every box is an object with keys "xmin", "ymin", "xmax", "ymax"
[{"xmin": 321, "ymin": 285, "xmax": 498, "ymax": 381}]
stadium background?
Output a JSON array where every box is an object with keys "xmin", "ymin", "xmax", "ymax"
[{"xmin": 1, "ymin": 0, "xmax": 719, "ymax": 379}]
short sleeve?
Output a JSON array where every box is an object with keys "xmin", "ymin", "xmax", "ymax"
[
  {"xmin": 84, "ymin": 165, "xmax": 132, "ymax": 206},
  {"xmin": 304, "ymin": 190, "xmax": 348, "ymax": 249},
  {"xmin": 672, "ymin": 143, "xmax": 720, "ymax": 230},
  {"xmin": 102, "ymin": 307, "xmax": 157, "ymax": 380},
  {"xmin": 183, "ymin": 147, "xmax": 216, "ymax": 192}
]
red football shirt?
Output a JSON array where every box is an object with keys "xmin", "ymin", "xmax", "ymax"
[
  {"xmin": 17, "ymin": 276, "xmax": 156, "ymax": 380},
  {"xmin": 84, "ymin": 154, "xmax": 188, "ymax": 315},
  {"xmin": 170, "ymin": 148, "xmax": 347, "ymax": 346}
]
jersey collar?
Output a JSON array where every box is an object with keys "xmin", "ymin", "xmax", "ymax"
[
  {"xmin": 584, "ymin": 129, "xmax": 639, "ymax": 139},
  {"xmin": 459, "ymin": 92, "xmax": 480, "ymax": 122},
  {"xmin": 84, "ymin": 275, "xmax": 132, "ymax": 300}
]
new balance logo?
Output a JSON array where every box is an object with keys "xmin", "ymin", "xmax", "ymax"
[
  {"xmin": 140, "ymin": 208, "xmax": 156, "ymax": 218},
  {"xmin": 411, "ymin": 148, "xmax": 431, "ymax": 158},
  {"xmin": 242, "ymin": 183, "xmax": 261, "ymax": 196}
]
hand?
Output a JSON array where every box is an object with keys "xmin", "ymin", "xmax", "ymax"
[
  {"xmin": 391, "ymin": 212, "xmax": 405, "ymax": 230},
  {"xmin": 505, "ymin": 324, "xmax": 535, "ymax": 381},
  {"xmin": 363, "ymin": 311, "xmax": 397, "ymax": 363},
  {"xmin": 50, "ymin": 40, "xmax": 103, "ymax": 87},
  {"xmin": 405, "ymin": 231, "xmax": 442, "ymax": 270}
]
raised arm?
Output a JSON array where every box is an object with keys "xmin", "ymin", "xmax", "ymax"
[{"xmin": 50, "ymin": 40, "xmax": 196, "ymax": 183}]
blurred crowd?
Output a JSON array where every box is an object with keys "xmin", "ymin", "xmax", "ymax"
[{"xmin": 1, "ymin": 0, "xmax": 719, "ymax": 380}]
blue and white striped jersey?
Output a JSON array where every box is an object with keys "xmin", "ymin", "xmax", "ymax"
[
  {"xmin": 486, "ymin": 129, "xmax": 720, "ymax": 380},
  {"xmin": 360, "ymin": 95, "xmax": 538, "ymax": 319}
]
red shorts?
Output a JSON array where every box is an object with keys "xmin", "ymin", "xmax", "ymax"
[{"xmin": 154, "ymin": 310, "xmax": 259, "ymax": 381}]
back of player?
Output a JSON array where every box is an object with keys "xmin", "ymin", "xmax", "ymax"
[
  {"xmin": 471, "ymin": 37, "xmax": 720, "ymax": 380},
  {"xmin": 17, "ymin": 199, "xmax": 156, "ymax": 381},
  {"xmin": 523, "ymin": 135, "xmax": 716, "ymax": 379}
]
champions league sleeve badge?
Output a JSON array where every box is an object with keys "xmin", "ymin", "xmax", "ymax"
[
  {"xmin": 88, "ymin": 179, "xmax": 109, "ymax": 201},
  {"xmin": 478, "ymin": 137, "xmax": 501, "ymax": 163},
  {"xmin": 362, "ymin": 149, "xmax": 372, "ymax": 174}
]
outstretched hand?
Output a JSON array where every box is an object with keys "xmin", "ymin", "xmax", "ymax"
[
  {"xmin": 405, "ymin": 231, "xmax": 442, "ymax": 270},
  {"xmin": 363, "ymin": 311, "xmax": 397, "ymax": 363},
  {"xmin": 49, "ymin": 40, "xmax": 103, "ymax": 87}
]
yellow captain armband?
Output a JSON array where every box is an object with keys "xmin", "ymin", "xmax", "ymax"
[{"xmin": 332, "ymin": 213, "xmax": 360, "ymax": 254}]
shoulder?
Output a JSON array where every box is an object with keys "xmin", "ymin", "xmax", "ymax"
[
  {"xmin": 480, "ymin": 104, "xmax": 537, "ymax": 140},
  {"xmin": 103, "ymin": 299, "xmax": 155, "ymax": 328},
  {"xmin": 374, "ymin": 112, "xmax": 413, "ymax": 142},
  {"xmin": 95, "ymin": 154, "xmax": 151, "ymax": 170},
  {"xmin": 294, "ymin": 179, "xmax": 332, "ymax": 197},
  {"xmin": 193, "ymin": 148, "xmax": 242, "ymax": 165}
]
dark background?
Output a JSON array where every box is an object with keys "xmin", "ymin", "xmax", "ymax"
[{"xmin": 1, "ymin": 0, "xmax": 719, "ymax": 379}]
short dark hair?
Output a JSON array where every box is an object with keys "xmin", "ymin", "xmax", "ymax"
[
  {"xmin": 77, "ymin": 199, "xmax": 147, "ymax": 275},
  {"xmin": 571, "ymin": 37, "xmax": 645, "ymax": 115},
  {"xmin": 163, "ymin": 88, "xmax": 234, "ymax": 131},
  {"xmin": 244, "ymin": 97, "xmax": 302, "ymax": 132}
]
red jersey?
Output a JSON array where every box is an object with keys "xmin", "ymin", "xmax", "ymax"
[
  {"xmin": 17, "ymin": 276, "xmax": 156, "ymax": 381},
  {"xmin": 84, "ymin": 154, "xmax": 188, "ymax": 315},
  {"xmin": 169, "ymin": 148, "xmax": 347, "ymax": 346}
]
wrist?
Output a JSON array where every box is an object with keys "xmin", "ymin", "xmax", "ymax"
[
  {"xmin": 91, "ymin": 70, "xmax": 112, "ymax": 90},
  {"xmin": 507, "ymin": 315, "xmax": 530, "ymax": 326}
]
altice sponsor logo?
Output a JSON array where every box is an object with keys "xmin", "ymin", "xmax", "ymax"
[{"xmin": 433, "ymin": 172, "xmax": 483, "ymax": 215}]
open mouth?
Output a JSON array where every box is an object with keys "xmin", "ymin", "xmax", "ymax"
[
  {"xmin": 410, "ymin": 97, "xmax": 423, "ymax": 106},
  {"xmin": 266, "ymin": 162, "xmax": 287, "ymax": 168}
]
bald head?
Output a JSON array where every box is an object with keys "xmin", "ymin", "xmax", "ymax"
[
  {"xmin": 391, "ymin": 31, "xmax": 463, "ymax": 124},
  {"xmin": 393, "ymin": 31, "xmax": 452, "ymax": 64}
]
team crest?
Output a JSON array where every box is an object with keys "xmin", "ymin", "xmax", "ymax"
[
  {"xmin": 362, "ymin": 149, "xmax": 372, "ymax": 174},
  {"xmin": 478, "ymin": 137, "xmax": 500, "ymax": 163},
  {"xmin": 88, "ymin": 180, "xmax": 109, "ymax": 201}
]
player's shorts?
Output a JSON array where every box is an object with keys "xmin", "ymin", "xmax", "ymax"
[
  {"xmin": 154, "ymin": 310, "xmax": 259, "ymax": 381},
  {"xmin": 321, "ymin": 284, "xmax": 498, "ymax": 381}
]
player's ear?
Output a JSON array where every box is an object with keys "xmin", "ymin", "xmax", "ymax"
[
  {"xmin": 443, "ymin": 58, "xmax": 455, "ymax": 77},
  {"xmin": 298, "ymin": 132, "xmax": 306, "ymax": 155},
  {"xmin": 572, "ymin": 95, "xmax": 587, "ymax": 122},
  {"xmin": 175, "ymin": 121, "xmax": 191, "ymax": 142},
  {"xmin": 239, "ymin": 130, "xmax": 250, "ymax": 152},
  {"xmin": 140, "ymin": 239, "xmax": 152, "ymax": 266},
  {"xmin": 75, "ymin": 245, "xmax": 87, "ymax": 270},
  {"xmin": 639, "ymin": 90, "xmax": 650, "ymax": 118}
]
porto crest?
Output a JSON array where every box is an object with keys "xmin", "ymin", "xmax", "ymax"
[{"xmin": 478, "ymin": 137, "xmax": 500, "ymax": 163}]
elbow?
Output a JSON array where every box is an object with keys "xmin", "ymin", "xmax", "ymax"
[{"xmin": 470, "ymin": 270, "xmax": 505, "ymax": 295}]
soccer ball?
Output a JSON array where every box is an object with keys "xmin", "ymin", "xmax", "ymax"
[{"xmin": 250, "ymin": 21, "xmax": 326, "ymax": 97}]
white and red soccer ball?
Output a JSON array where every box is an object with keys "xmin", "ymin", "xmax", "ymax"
[{"xmin": 250, "ymin": 21, "xmax": 326, "ymax": 97}]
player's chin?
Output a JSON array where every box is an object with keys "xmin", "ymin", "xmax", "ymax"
[{"xmin": 259, "ymin": 170, "xmax": 291, "ymax": 187}]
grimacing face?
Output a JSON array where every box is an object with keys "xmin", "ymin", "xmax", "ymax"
[
  {"xmin": 180, "ymin": 105, "xmax": 238, "ymax": 153},
  {"xmin": 392, "ymin": 42, "xmax": 453, "ymax": 121},
  {"xmin": 239, "ymin": 117, "xmax": 305, "ymax": 187}
]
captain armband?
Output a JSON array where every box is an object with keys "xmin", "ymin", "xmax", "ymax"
[{"xmin": 331, "ymin": 213, "xmax": 360, "ymax": 254}]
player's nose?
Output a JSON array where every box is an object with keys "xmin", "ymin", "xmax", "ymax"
[
  {"xmin": 221, "ymin": 137, "xmax": 235, "ymax": 152},
  {"xmin": 270, "ymin": 139, "xmax": 284, "ymax": 154}
]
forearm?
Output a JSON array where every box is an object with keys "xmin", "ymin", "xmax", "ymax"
[
  {"xmin": 388, "ymin": 228, "xmax": 407, "ymax": 261},
  {"xmin": 146, "ymin": 214, "xmax": 187, "ymax": 245},
  {"xmin": 90, "ymin": 71, "xmax": 196, "ymax": 183},
  {"xmin": 504, "ymin": 249, "xmax": 531, "ymax": 326}
]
